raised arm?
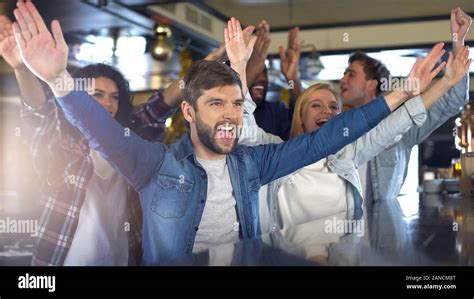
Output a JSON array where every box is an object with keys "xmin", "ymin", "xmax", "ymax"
[
  {"xmin": 246, "ymin": 20, "xmax": 270, "ymax": 87},
  {"xmin": 239, "ymin": 42, "xmax": 446, "ymax": 150},
  {"xmin": 220, "ymin": 18, "xmax": 283, "ymax": 147},
  {"xmin": 130, "ymin": 89, "xmax": 177, "ymax": 142},
  {"xmin": 224, "ymin": 17, "xmax": 257, "ymax": 97},
  {"xmin": 418, "ymin": 8, "xmax": 472, "ymax": 110},
  {"xmin": 402, "ymin": 52, "xmax": 471, "ymax": 148},
  {"xmin": 383, "ymin": 42, "xmax": 446, "ymax": 112},
  {"xmin": 279, "ymin": 27, "xmax": 304, "ymax": 106},
  {"xmin": 351, "ymin": 43, "xmax": 470, "ymax": 165},
  {"xmin": 247, "ymin": 95, "xmax": 392, "ymax": 185},
  {"xmin": 419, "ymin": 45, "xmax": 470, "ymax": 111},
  {"xmin": 13, "ymin": 1, "xmax": 163, "ymax": 191},
  {"xmin": 451, "ymin": 7, "xmax": 472, "ymax": 56},
  {"xmin": 0, "ymin": 13, "xmax": 46, "ymax": 108},
  {"xmin": 402, "ymin": 9, "xmax": 472, "ymax": 148},
  {"xmin": 2, "ymin": 12, "xmax": 68, "ymax": 180},
  {"xmin": 350, "ymin": 95, "xmax": 426, "ymax": 167},
  {"xmin": 247, "ymin": 43, "xmax": 447, "ymax": 184}
]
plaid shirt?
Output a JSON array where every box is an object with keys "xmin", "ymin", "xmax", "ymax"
[{"xmin": 21, "ymin": 90, "xmax": 176, "ymax": 266}]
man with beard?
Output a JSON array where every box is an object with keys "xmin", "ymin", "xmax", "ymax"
[{"xmin": 13, "ymin": 2, "xmax": 440, "ymax": 264}]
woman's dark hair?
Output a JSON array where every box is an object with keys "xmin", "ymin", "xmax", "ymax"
[{"xmin": 71, "ymin": 63, "xmax": 133, "ymax": 127}]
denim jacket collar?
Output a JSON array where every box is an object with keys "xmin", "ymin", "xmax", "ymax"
[{"xmin": 175, "ymin": 131, "xmax": 195, "ymax": 162}]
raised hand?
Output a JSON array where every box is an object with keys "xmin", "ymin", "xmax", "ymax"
[
  {"xmin": 405, "ymin": 43, "xmax": 446, "ymax": 96},
  {"xmin": 205, "ymin": 25, "xmax": 255, "ymax": 63},
  {"xmin": 279, "ymin": 27, "xmax": 304, "ymax": 82},
  {"xmin": 248, "ymin": 20, "xmax": 270, "ymax": 65},
  {"xmin": 443, "ymin": 45, "xmax": 471, "ymax": 86},
  {"xmin": 242, "ymin": 25, "xmax": 257, "ymax": 46},
  {"xmin": 451, "ymin": 7, "xmax": 472, "ymax": 54},
  {"xmin": 0, "ymin": 15, "xmax": 22, "ymax": 69},
  {"xmin": 224, "ymin": 17, "xmax": 256, "ymax": 67},
  {"xmin": 224, "ymin": 18, "xmax": 257, "ymax": 96},
  {"xmin": 12, "ymin": 1, "xmax": 68, "ymax": 86},
  {"xmin": 245, "ymin": 19, "xmax": 270, "ymax": 86}
]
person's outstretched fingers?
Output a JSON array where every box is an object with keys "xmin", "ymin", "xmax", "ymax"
[
  {"xmin": 12, "ymin": 21, "xmax": 26, "ymax": 50},
  {"xmin": 13, "ymin": 8, "xmax": 32, "ymax": 42},
  {"xmin": 25, "ymin": 1, "xmax": 48, "ymax": 33},
  {"xmin": 17, "ymin": 1, "xmax": 38, "ymax": 37},
  {"xmin": 51, "ymin": 20, "xmax": 66, "ymax": 48}
]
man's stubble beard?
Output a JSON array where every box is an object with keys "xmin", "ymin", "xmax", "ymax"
[{"xmin": 195, "ymin": 113, "xmax": 239, "ymax": 155}]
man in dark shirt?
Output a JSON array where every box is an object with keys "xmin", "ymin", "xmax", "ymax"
[{"xmin": 249, "ymin": 67, "xmax": 291, "ymax": 140}]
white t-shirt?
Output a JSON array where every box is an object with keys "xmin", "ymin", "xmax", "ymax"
[
  {"xmin": 192, "ymin": 157, "xmax": 240, "ymax": 254},
  {"xmin": 277, "ymin": 159, "xmax": 348, "ymax": 228},
  {"xmin": 277, "ymin": 158, "xmax": 354, "ymax": 258},
  {"xmin": 64, "ymin": 150, "xmax": 129, "ymax": 266}
]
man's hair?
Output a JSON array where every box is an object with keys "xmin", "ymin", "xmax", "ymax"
[
  {"xmin": 348, "ymin": 51, "xmax": 390, "ymax": 96},
  {"xmin": 183, "ymin": 60, "xmax": 242, "ymax": 110},
  {"xmin": 71, "ymin": 63, "xmax": 133, "ymax": 127}
]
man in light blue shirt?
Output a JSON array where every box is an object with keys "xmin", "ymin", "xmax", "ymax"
[{"xmin": 339, "ymin": 8, "xmax": 472, "ymax": 256}]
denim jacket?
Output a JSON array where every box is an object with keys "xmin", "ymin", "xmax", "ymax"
[
  {"xmin": 370, "ymin": 75, "xmax": 469, "ymax": 202},
  {"xmin": 240, "ymin": 92, "xmax": 427, "ymax": 233},
  {"xmin": 367, "ymin": 75, "xmax": 469, "ymax": 253},
  {"xmin": 56, "ymin": 90, "xmax": 390, "ymax": 265}
]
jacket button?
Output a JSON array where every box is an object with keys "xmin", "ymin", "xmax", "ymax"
[
  {"xmin": 201, "ymin": 172, "xmax": 206, "ymax": 179},
  {"xmin": 200, "ymin": 199, "xmax": 205, "ymax": 204},
  {"xmin": 194, "ymin": 226, "xmax": 199, "ymax": 231}
]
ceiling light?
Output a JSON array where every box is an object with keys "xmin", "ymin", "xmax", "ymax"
[
  {"xmin": 151, "ymin": 25, "xmax": 173, "ymax": 61},
  {"xmin": 300, "ymin": 44, "xmax": 324, "ymax": 80},
  {"xmin": 266, "ymin": 58, "xmax": 287, "ymax": 87}
]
